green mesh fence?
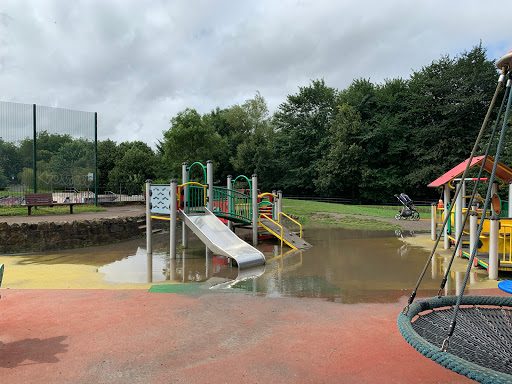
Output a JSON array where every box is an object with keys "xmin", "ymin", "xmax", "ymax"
[{"xmin": 0, "ymin": 101, "xmax": 97, "ymax": 205}]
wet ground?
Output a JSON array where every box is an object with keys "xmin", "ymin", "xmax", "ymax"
[
  {"xmin": 0, "ymin": 208, "xmax": 504, "ymax": 383},
  {"xmin": 2, "ymin": 225, "xmax": 491, "ymax": 300}
]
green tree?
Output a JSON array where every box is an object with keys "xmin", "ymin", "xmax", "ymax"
[
  {"xmin": 273, "ymin": 79, "xmax": 338, "ymax": 195},
  {"xmin": 97, "ymin": 139, "xmax": 119, "ymax": 189},
  {"xmin": 406, "ymin": 44, "xmax": 498, "ymax": 197},
  {"xmin": 315, "ymin": 104, "xmax": 366, "ymax": 199},
  {"xmin": 108, "ymin": 141, "xmax": 157, "ymax": 195},
  {"xmin": 0, "ymin": 164, "xmax": 8, "ymax": 189},
  {"xmin": 0, "ymin": 138, "xmax": 22, "ymax": 184},
  {"xmin": 161, "ymin": 108, "xmax": 226, "ymax": 180}
]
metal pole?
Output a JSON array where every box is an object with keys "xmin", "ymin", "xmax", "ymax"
[
  {"xmin": 170, "ymin": 179, "xmax": 177, "ymax": 259},
  {"xmin": 509, "ymin": 182, "xmax": 512, "ymax": 218},
  {"xmin": 455, "ymin": 181, "xmax": 462, "ymax": 256},
  {"xmin": 272, "ymin": 190, "xmax": 277, "ymax": 220},
  {"xmin": 431, "ymin": 203, "xmax": 437, "ymax": 241},
  {"xmin": 277, "ymin": 190, "xmax": 283, "ymax": 218},
  {"xmin": 94, "ymin": 112, "xmax": 98, "ymax": 206},
  {"xmin": 443, "ymin": 184, "xmax": 450, "ymax": 249},
  {"xmin": 182, "ymin": 162, "xmax": 188, "ymax": 248},
  {"xmin": 491, "ymin": 181, "xmax": 498, "ymax": 215},
  {"xmin": 252, "ymin": 174, "xmax": 258, "ymax": 245},
  {"xmin": 227, "ymin": 175, "xmax": 233, "ymax": 231},
  {"xmin": 145, "ymin": 180, "xmax": 152, "ymax": 255},
  {"xmin": 33, "ymin": 104, "xmax": 37, "ymax": 193},
  {"xmin": 469, "ymin": 205, "xmax": 478, "ymax": 260},
  {"xmin": 489, "ymin": 214, "xmax": 499, "ymax": 280},
  {"xmin": 461, "ymin": 181, "xmax": 466, "ymax": 209},
  {"xmin": 207, "ymin": 160, "xmax": 213, "ymax": 212}
]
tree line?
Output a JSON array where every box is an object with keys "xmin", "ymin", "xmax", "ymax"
[{"xmin": 1, "ymin": 44, "xmax": 506, "ymax": 203}]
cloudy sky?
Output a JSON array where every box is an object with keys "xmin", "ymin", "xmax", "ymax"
[{"xmin": 1, "ymin": 1, "xmax": 510, "ymax": 148}]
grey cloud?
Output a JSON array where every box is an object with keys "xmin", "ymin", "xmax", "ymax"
[{"xmin": 0, "ymin": 0, "xmax": 511, "ymax": 147}]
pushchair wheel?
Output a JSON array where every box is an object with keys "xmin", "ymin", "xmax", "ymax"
[
  {"xmin": 410, "ymin": 212, "xmax": 420, "ymax": 221},
  {"xmin": 395, "ymin": 213, "xmax": 402, "ymax": 220}
]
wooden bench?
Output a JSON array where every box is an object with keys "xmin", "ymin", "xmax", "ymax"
[{"xmin": 22, "ymin": 193, "xmax": 84, "ymax": 215}]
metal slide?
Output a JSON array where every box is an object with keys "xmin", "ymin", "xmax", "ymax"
[{"xmin": 179, "ymin": 208, "xmax": 266, "ymax": 270}]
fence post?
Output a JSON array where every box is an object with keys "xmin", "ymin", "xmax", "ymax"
[
  {"xmin": 170, "ymin": 179, "xmax": 177, "ymax": 260},
  {"xmin": 227, "ymin": 175, "xmax": 233, "ymax": 231},
  {"xmin": 182, "ymin": 162, "xmax": 188, "ymax": 249},
  {"xmin": 207, "ymin": 160, "xmax": 213, "ymax": 212},
  {"xmin": 94, "ymin": 112, "xmax": 98, "ymax": 206},
  {"xmin": 33, "ymin": 104, "xmax": 37, "ymax": 193},
  {"xmin": 431, "ymin": 203, "xmax": 437, "ymax": 241},
  {"xmin": 145, "ymin": 180, "xmax": 152, "ymax": 255},
  {"xmin": 489, "ymin": 214, "xmax": 500, "ymax": 280},
  {"xmin": 252, "ymin": 174, "xmax": 258, "ymax": 246}
]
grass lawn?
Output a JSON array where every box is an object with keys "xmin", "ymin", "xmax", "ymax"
[
  {"xmin": 0, "ymin": 204, "xmax": 105, "ymax": 216},
  {"xmin": 282, "ymin": 199, "xmax": 427, "ymax": 230}
]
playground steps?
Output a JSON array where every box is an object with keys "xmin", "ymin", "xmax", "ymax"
[
  {"xmin": 259, "ymin": 218, "xmax": 312, "ymax": 250},
  {"xmin": 138, "ymin": 218, "xmax": 163, "ymax": 234}
]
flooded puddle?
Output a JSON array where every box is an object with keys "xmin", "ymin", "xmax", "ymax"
[{"xmin": 11, "ymin": 226, "xmax": 489, "ymax": 303}]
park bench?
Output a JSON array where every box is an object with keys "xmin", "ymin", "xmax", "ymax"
[{"xmin": 22, "ymin": 193, "xmax": 84, "ymax": 215}]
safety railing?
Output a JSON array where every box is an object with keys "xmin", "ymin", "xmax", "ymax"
[
  {"xmin": 259, "ymin": 213, "xmax": 284, "ymax": 248},
  {"xmin": 499, "ymin": 224, "xmax": 512, "ymax": 265},
  {"xmin": 179, "ymin": 182, "xmax": 207, "ymax": 214},
  {"xmin": 258, "ymin": 192, "xmax": 276, "ymax": 220},
  {"xmin": 278, "ymin": 212, "xmax": 303, "ymax": 239},
  {"xmin": 213, "ymin": 186, "xmax": 252, "ymax": 223}
]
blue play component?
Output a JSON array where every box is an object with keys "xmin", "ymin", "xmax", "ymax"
[{"xmin": 498, "ymin": 280, "xmax": 512, "ymax": 294}]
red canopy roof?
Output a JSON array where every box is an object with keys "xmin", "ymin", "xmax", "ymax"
[{"xmin": 428, "ymin": 156, "xmax": 512, "ymax": 188}]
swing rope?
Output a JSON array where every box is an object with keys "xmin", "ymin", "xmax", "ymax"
[
  {"xmin": 441, "ymin": 72, "xmax": 512, "ymax": 351},
  {"xmin": 403, "ymin": 68, "xmax": 508, "ymax": 314},
  {"xmin": 436, "ymin": 72, "xmax": 511, "ymax": 298}
]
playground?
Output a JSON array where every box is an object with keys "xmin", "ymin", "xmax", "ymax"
[{"xmin": 0, "ymin": 203, "xmax": 496, "ymax": 383}]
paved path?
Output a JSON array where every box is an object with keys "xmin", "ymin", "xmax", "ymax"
[
  {"xmin": 0, "ymin": 288, "xmax": 483, "ymax": 384},
  {"xmin": 0, "ymin": 205, "xmax": 146, "ymax": 224}
]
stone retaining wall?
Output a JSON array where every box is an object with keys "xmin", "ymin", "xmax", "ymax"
[{"xmin": 0, "ymin": 215, "xmax": 147, "ymax": 253}]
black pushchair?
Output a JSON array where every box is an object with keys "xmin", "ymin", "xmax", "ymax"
[{"xmin": 394, "ymin": 193, "xmax": 420, "ymax": 221}]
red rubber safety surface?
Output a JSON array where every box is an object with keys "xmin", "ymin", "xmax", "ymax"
[{"xmin": 0, "ymin": 289, "xmax": 481, "ymax": 384}]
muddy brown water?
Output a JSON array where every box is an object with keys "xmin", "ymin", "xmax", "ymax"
[{"xmin": 14, "ymin": 225, "xmax": 489, "ymax": 303}]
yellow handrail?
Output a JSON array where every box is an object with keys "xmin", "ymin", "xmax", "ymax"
[
  {"xmin": 178, "ymin": 181, "xmax": 207, "ymax": 188},
  {"xmin": 278, "ymin": 212, "xmax": 302, "ymax": 239},
  {"xmin": 259, "ymin": 213, "xmax": 284, "ymax": 248},
  {"xmin": 258, "ymin": 192, "xmax": 278, "ymax": 199}
]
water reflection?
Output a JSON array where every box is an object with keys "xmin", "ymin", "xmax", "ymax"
[{"xmin": 12, "ymin": 225, "xmax": 489, "ymax": 303}]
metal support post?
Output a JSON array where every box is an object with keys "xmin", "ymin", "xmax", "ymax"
[
  {"xmin": 443, "ymin": 184, "xmax": 450, "ymax": 249},
  {"xmin": 227, "ymin": 175, "xmax": 233, "ymax": 231},
  {"xmin": 489, "ymin": 214, "xmax": 499, "ymax": 280},
  {"xmin": 491, "ymin": 181, "xmax": 499, "ymax": 215},
  {"xmin": 455, "ymin": 181, "xmax": 462, "ymax": 256},
  {"xmin": 170, "ymin": 179, "xmax": 177, "ymax": 259},
  {"xmin": 509, "ymin": 182, "xmax": 512, "ymax": 218},
  {"xmin": 182, "ymin": 162, "xmax": 188, "ymax": 248},
  {"xmin": 431, "ymin": 203, "xmax": 437, "ymax": 241},
  {"xmin": 469, "ymin": 205, "xmax": 478, "ymax": 260},
  {"xmin": 145, "ymin": 180, "xmax": 152, "ymax": 255},
  {"xmin": 207, "ymin": 160, "xmax": 213, "ymax": 212},
  {"xmin": 277, "ymin": 190, "xmax": 283, "ymax": 218},
  {"xmin": 252, "ymin": 174, "xmax": 258, "ymax": 246},
  {"xmin": 272, "ymin": 190, "xmax": 277, "ymax": 220}
]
